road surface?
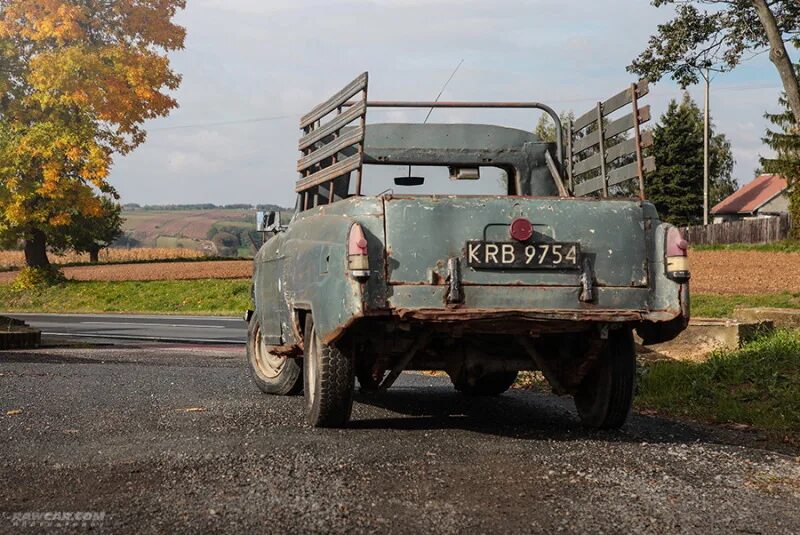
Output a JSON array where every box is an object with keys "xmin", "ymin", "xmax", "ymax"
[
  {"xmin": 5, "ymin": 313, "xmax": 246, "ymax": 345},
  {"xmin": 1, "ymin": 343, "xmax": 799, "ymax": 533}
]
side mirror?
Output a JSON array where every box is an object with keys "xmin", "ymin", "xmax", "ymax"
[
  {"xmin": 257, "ymin": 211, "xmax": 282, "ymax": 232},
  {"xmin": 394, "ymin": 176, "xmax": 425, "ymax": 186}
]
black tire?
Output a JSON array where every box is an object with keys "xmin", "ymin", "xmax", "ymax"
[
  {"xmin": 452, "ymin": 371, "xmax": 519, "ymax": 396},
  {"xmin": 303, "ymin": 316, "xmax": 355, "ymax": 427},
  {"xmin": 573, "ymin": 327, "xmax": 636, "ymax": 429},
  {"xmin": 246, "ymin": 316, "xmax": 303, "ymax": 395}
]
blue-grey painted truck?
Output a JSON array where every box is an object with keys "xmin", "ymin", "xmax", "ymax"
[{"xmin": 246, "ymin": 74, "xmax": 689, "ymax": 428}]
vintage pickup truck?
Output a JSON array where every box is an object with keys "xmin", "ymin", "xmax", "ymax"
[{"xmin": 246, "ymin": 73, "xmax": 689, "ymax": 428}]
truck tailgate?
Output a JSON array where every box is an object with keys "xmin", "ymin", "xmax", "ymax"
[{"xmin": 382, "ymin": 196, "xmax": 648, "ymax": 288}]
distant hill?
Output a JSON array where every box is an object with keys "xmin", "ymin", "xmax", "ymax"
[{"xmin": 116, "ymin": 204, "xmax": 291, "ymax": 258}]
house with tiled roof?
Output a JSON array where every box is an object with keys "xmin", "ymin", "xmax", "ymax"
[{"xmin": 711, "ymin": 174, "xmax": 789, "ymax": 223}]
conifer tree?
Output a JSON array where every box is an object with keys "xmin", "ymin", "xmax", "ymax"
[
  {"xmin": 761, "ymin": 88, "xmax": 800, "ymax": 238},
  {"xmin": 647, "ymin": 93, "xmax": 735, "ymax": 226}
]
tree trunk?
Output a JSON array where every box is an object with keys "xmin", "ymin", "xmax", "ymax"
[
  {"xmin": 89, "ymin": 246, "xmax": 100, "ymax": 264},
  {"xmin": 23, "ymin": 229, "xmax": 50, "ymax": 268},
  {"xmin": 753, "ymin": 0, "xmax": 800, "ymax": 126}
]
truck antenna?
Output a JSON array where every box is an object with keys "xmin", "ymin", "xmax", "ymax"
[
  {"xmin": 424, "ymin": 59, "xmax": 464, "ymax": 124},
  {"xmin": 404, "ymin": 59, "xmax": 465, "ymax": 182}
]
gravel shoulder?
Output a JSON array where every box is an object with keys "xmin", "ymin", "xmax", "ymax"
[{"xmin": 2, "ymin": 345, "xmax": 799, "ymax": 534}]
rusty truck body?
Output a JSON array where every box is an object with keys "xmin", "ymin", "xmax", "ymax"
[{"xmin": 246, "ymin": 73, "xmax": 690, "ymax": 428}]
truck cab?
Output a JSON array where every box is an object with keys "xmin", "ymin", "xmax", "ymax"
[{"xmin": 246, "ymin": 73, "xmax": 689, "ymax": 429}]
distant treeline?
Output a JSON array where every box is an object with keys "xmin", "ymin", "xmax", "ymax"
[{"xmin": 123, "ymin": 203, "xmax": 289, "ymax": 212}]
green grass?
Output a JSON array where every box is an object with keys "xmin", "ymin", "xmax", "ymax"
[
  {"xmin": 691, "ymin": 240, "xmax": 800, "ymax": 253},
  {"xmin": 693, "ymin": 292, "xmax": 800, "ymax": 318},
  {"xmin": 636, "ymin": 330, "xmax": 800, "ymax": 443},
  {"xmin": 0, "ymin": 279, "xmax": 251, "ymax": 316}
]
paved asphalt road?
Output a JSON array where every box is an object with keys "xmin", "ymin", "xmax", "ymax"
[
  {"xmin": 5, "ymin": 313, "xmax": 247, "ymax": 345},
  {"xmin": 1, "ymin": 342, "xmax": 799, "ymax": 534}
]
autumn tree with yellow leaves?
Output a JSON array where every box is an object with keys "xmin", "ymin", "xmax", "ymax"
[{"xmin": 0, "ymin": 0, "xmax": 185, "ymax": 269}]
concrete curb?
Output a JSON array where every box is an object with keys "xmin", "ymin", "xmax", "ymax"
[
  {"xmin": 733, "ymin": 307, "xmax": 800, "ymax": 330},
  {"xmin": 637, "ymin": 318, "xmax": 774, "ymax": 362},
  {"xmin": 0, "ymin": 316, "xmax": 42, "ymax": 350}
]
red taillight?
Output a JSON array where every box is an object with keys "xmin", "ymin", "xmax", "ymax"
[
  {"xmin": 665, "ymin": 227, "xmax": 690, "ymax": 281},
  {"xmin": 348, "ymin": 223, "xmax": 370, "ymax": 279},
  {"xmin": 509, "ymin": 217, "xmax": 533, "ymax": 242}
]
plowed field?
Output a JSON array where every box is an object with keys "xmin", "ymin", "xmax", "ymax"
[
  {"xmin": 0, "ymin": 260, "xmax": 252, "ymax": 283},
  {"xmin": 688, "ymin": 250, "xmax": 800, "ymax": 294},
  {"xmin": 0, "ymin": 251, "xmax": 798, "ymax": 295}
]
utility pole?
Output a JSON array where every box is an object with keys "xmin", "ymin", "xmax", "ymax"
[{"xmin": 703, "ymin": 67, "xmax": 710, "ymax": 225}]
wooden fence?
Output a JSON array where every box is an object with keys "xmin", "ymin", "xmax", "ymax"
[{"xmin": 682, "ymin": 214, "xmax": 792, "ymax": 245}]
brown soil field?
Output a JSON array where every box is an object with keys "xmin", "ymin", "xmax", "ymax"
[
  {"xmin": 0, "ymin": 251, "xmax": 797, "ymax": 294},
  {"xmin": 0, "ymin": 260, "xmax": 252, "ymax": 283},
  {"xmin": 689, "ymin": 250, "xmax": 800, "ymax": 295}
]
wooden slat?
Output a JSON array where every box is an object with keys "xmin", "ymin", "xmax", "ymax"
[
  {"xmin": 297, "ymin": 126, "xmax": 363, "ymax": 172},
  {"xmin": 573, "ymin": 176, "xmax": 605, "ymax": 196},
  {"xmin": 573, "ymin": 156, "xmax": 655, "ymax": 196},
  {"xmin": 573, "ymin": 80, "xmax": 649, "ymax": 132},
  {"xmin": 607, "ymin": 156, "xmax": 655, "ymax": 187},
  {"xmin": 300, "ymin": 72, "xmax": 368, "ymax": 128},
  {"xmin": 572, "ymin": 105, "xmax": 650, "ymax": 155},
  {"xmin": 572, "ymin": 131, "xmax": 653, "ymax": 177},
  {"xmin": 295, "ymin": 154, "xmax": 362, "ymax": 192},
  {"xmin": 298, "ymin": 101, "xmax": 366, "ymax": 150}
]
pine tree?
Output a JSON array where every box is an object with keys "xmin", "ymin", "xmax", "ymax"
[
  {"xmin": 761, "ymin": 90, "xmax": 800, "ymax": 239},
  {"xmin": 647, "ymin": 93, "xmax": 734, "ymax": 226}
]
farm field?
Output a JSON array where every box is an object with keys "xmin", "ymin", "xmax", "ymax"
[
  {"xmin": 0, "ymin": 260, "xmax": 251, "ymax": 284},
  {"xmin": 0, "ymin": 247, "xmax": 205, "ymax": 271},
  {"xmin": 1, "ymin": 249, "xmax": 798, "ymax": 293},
  {"xmin": 688, "ymin": 250, "xmax": 800, "ymax": 294},
  {"xmin": 123, "ymin": 208, "xmax": 250, "ymax": 242},
  {"xmin": 118, "ymin": 206, "xmax": 289, "ymax": 257}
]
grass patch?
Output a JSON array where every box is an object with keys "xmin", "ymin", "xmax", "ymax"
[
  {"xmin": 0, "ymin": 279, "xmax": 251, "ymax": 316},
  {"xmin": 691, "ymin": 240, "xmax": 800, "ymax": 253},
  {"xmin": 636, "ymin": 330, "xmax": 800, "ymax": 444},
  {"xmin": 692, "ymin": 293, "xmax": 800, "ymax": 318}
]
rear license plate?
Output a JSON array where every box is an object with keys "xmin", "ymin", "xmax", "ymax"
[{"xmin": 466, "ymin": 241, "xmax": 581, "ymax": 269}]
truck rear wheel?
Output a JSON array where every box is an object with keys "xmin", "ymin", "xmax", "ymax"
[
  {"xmin": 246, "ymin": 317, "xmax": 303, "ymax": 395},
  {"xmin": 573, "ymin": 327, "xmax": 636, "ymax": 429},
  {"xmin": 303, "ymin": 316, "xmax": 355, "ymax": 428},
  {"xmin": 452, "ymin": 371, "xmax": 518, "ymax": 396}
]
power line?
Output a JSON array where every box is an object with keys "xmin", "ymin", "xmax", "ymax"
[
  {"xmin": 145, "ymin": 82, "xmax": 782, "ymax": 133},
  {"xmin": 149, "ymin": 114, "xmax": 295, "ymax": 131}
]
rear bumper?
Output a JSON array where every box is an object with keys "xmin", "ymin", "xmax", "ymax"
[
  {"xmin": 390, "ymin": 307, "xmax": 642, "ymax": 322},
  {"xmin": 383, "ymin": 285, "xmax": 656, "ymax": 321}
]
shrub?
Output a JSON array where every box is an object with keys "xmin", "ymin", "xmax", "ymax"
[{"xmin": 11, "ymin": 266, "xmax": 67, "ymax": 290}]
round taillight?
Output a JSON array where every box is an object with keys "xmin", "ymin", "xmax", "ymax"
[{"xmin": 509, "ymin": 218, "xmax": 533, "ymax": 242}]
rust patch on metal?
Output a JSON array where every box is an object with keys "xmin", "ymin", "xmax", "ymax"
[{"xmin": 392, "ymin": 307, "xmax": 642, "ymax": 322}]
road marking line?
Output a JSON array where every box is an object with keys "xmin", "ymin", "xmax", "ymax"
[
  {"xmin": 42, "ymin": 332, "xmax": 245, "ymax": 345},
  {"xmin": 80, "ymin": 322, "xmax": 226, "ymax": 329}
]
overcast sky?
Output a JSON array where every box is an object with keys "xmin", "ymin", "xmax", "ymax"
[{"xmin": 111, "ymin": 0, "xmax": 782, "ymax": 208}]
